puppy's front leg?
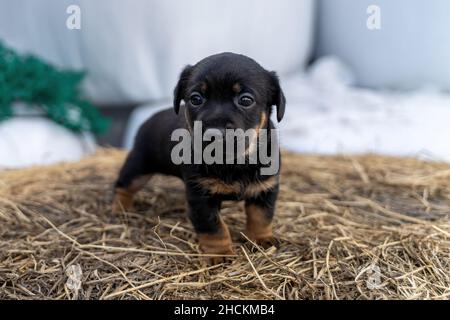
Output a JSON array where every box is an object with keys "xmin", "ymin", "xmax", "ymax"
[
  {"xmin": 186, "ymin": 186, "xmax": 234, "ymax": 264},
  {"xmin": 244, "ymin": 187, "xmax": 279, "ymax": 248}
]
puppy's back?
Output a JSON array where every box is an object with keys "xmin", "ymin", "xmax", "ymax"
[{"xmin": 132, "ymin": 107, "xmax": 185, "ymax": 177}]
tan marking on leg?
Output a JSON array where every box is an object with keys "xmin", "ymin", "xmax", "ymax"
[
  {"xmin": 112, "ymin": 175, "xmax": 152, "ymax": 213},
  {"xmin": 257, "ymin": 111, "xmax": 267, "ymax": 133},
  {"xmin": 245, "ymin": 204, "xmax": 273, "ymax": 243},
  {"xmin": 112, "ymin": 188, "xmax": 134, "ymax": 213},
  {"xmin": 197, "ymin": 217, "xmax": 234, "ymax": 264},
  {"xmin": 244, "ymin": 176, "xmax": 278, "ymax": 198}
]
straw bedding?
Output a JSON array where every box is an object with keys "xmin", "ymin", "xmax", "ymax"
[{"xmin": 0, "ymin": 149, "xmax": 449, "ymax": 300}]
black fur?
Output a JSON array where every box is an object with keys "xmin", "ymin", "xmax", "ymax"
[{"xmin": 115, "ymin": 52, "xmax": 285, "ymax": 237}]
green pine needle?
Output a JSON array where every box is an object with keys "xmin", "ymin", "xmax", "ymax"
[{"xmin": 0, "ymin": 41, "xmax": 109, "ymax": 134}]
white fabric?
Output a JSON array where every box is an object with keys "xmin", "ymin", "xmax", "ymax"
[
  {"xmin": 124, "ymin": 102, "xmax": 171, "ymax": 149},
  {"xmin": 317, "ymin": 0, "xmax": 450, "ymax": 90},
  {"xmin": 0, "ymin": 118, "xmax": 96, "ymax": 169},
  {"xmin": 0, "ymin": 0, "xmax": 315, "ymax": 105},
  {"xmin": 125, "ymin": 57, "xmax": 450, "ymax": 163},
  {"xmin": 281, "ymin": 57, "xmax": 450, "ymax": 162}
]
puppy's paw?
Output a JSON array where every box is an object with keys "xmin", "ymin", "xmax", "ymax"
[
  {"xmin": 207, "ymin": 248, "xmax": 235, "ymax": 265},
  {"xmin": 111, "ymin": 189, "xmax": 134, "ymax": 213},
  {"xmin": 253, "ymin": 236, "xmax": 280, "ymax": 249},
  {"xmin": 111, "ymin": 201, "xmax": 134, "ymax": 214},
  {"xmin": 198, "ymin": 232, "xmax": 235, "ymax": 265},
  {"xmin": 243, "ymin": 233, "xmax": 280, "ymax": 250}
]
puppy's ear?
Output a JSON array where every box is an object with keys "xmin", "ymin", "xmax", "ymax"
[
  {"xmin": 269, "ymin": 71, "xmax": 286, "ymax": 122},
  {"xmin": 173, "ymin": 65, "xmax": 193, "ymax": 114}
]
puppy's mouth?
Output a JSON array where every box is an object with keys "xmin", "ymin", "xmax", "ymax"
[
  {"xmin": 187, "ymin": 112, "xmax": 268, "ymax": 162},
  {"xmin": 202, "ymin": 127, "xmax": 244, "ymax": 146},
  {"xmin": 201, "ymin": 127, "xmax": 259, "ymax": 160}
]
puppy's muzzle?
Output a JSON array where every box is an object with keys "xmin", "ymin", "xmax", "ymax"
[{"xmin": 203, "ymin": 123, "xmax": 236, "ymax": 142}]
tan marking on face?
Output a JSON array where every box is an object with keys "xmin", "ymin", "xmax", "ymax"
[
  {"xmin": 246, "ymin": 111, "xmax": 268, "ymax": 156},
  {"xmin": 232, "ymin": 83, "xmax": 242, "ymax": 93},
  {"xmin": 244, "ymin": 204, "xmax": 273, "ymax": 242},
  {"xmin": 197, "ymin": 177, "xmax": 241, "ymax": 195},
  {"xmin": 197, "ymin": 217, "xmax": 233, "ymax": 255},
  {"xmin": 184, "ymin": 106, "xmax": 193, "ymax": 133},
  {"xmin": 244, "ymin": 176, "xmax": 278, "ymax": 198},
  {"xmin": 111, "ymin": 175, "xmax": 152, "ymax": 213},
  {"xmin": 259, "ymin": 112, "xmax": 267, "ymax": 131},
  {"xmin": 200, "ymin": 82, "xmax": 208, "ymax": 93}
]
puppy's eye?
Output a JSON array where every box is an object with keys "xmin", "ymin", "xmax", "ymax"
[
  {"xmin": 189, "ymin": 93, "xmax": 204, "ymax": 106},
  {"xmin": 237, "ymin": 94, "xmax": 255, "ymax": 107}
]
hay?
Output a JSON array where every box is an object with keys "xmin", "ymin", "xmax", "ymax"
[{"xmin": 1, "ymin": 149, "xmax": 450, "ymax": 300}]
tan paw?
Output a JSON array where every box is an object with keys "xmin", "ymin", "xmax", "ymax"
[
  {"xmin": 252, "ymin": 235, "xmax": 280, "ymax": 249},
  {"xmin": 243, "ymin": 231, "xmax": 280, "ymax": 250},
  {"xmin": 111, "ymin": 201, "xmax": 134, "ymax": 214},
  {"xmin": 198, "ymin": 222, "xmax": 234, "ymax": 265},
  {"xmin": 111, "ymin": 188, "xmax": 134, "ymax": 213},
  {"xmin": 207, "ymin": 248, "xmax": 235, "ymax": 265}
]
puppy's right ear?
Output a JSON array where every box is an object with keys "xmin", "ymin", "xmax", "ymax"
[{"xmin": 173, "ymin": 65, "xmax": 193, "ymax": 114}]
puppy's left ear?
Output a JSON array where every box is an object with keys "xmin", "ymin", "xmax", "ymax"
[
  {"xmin": 269, "ymin": 71, "xmax": 286, "ymax": 122},
  {"xmin": 173, "ymin": 65, "xmax": 193, "ymax": 114}
]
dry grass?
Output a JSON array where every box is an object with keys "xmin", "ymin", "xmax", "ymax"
[{"xmin": 1, "ymin": 149, "xmax": 450, "ymax": 300}]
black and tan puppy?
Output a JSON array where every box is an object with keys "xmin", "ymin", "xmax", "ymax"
[{"xmin": 112, "ymin": 52, "xmax": 285, "ymax": 263}]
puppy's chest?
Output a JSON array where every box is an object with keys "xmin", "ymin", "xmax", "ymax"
[{"xmin": 195, "ymin": 175, "xmax": 278, "ymax": 199}]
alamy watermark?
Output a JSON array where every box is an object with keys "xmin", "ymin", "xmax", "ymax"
[
  {"xmin": 65, "ymin": 5, "xmax": 381, "ymax": 31},
  {"xmin": 357, "ymin": 263, "xmax": 383, "ymax": 290},
  {"xmin": 367, "ymin": 5, "xmax": 381, "ymax": 30},
  {"xmin": 170, "ymin": 121, "xmax": 280, "ymax": 176},
  {"xmin": 66, "ymin": 5, "xmax": 81, "ymax": 30}
]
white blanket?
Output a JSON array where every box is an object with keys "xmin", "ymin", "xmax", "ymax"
[
  {"xmin": 281, "ymin": 57, "xmax": 450, "ymax": 162},
  {"xmin": 0, "ymin": 0, "xmax": 315, "ymax": 104}
]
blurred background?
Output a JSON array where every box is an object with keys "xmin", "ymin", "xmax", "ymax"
[{"xmin": 0, "ymin": 0, "xmax": 449, "ymax": 168}]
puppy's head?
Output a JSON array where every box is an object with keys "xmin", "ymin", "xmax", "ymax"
[{"xmin": 173, "ymin": 53, "xmax": 286, "ymax": 135}]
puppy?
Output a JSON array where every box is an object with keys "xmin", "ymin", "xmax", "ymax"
[{"xmin": 112, "ymin": 52, "xmax": 286, "ymax": 263}]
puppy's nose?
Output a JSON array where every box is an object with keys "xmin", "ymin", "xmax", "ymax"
[{"xmin": 204, "ymin": 124, "xmax": 236, "ymax": 142}]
